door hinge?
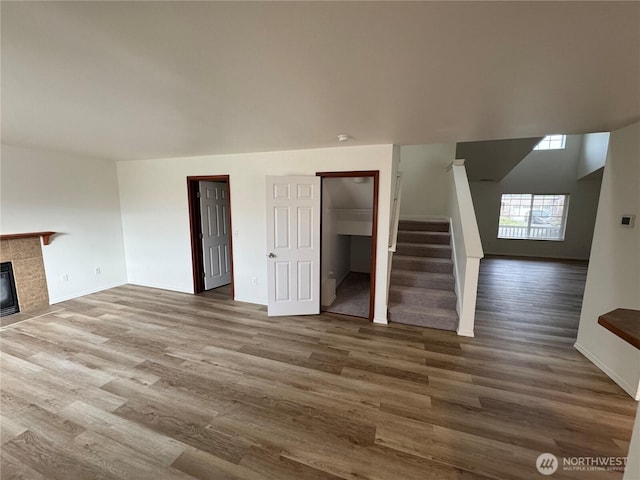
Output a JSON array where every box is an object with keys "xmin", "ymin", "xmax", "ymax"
[
  {"xmin": 199, "ymin": 233, "xmax": 204, "ymax": 239},
  {"xmin": 203, "ymin": 272, "xmax": 206, "ymax": 279},
  {"xmin": 196, "ymin": 192, "xmax": 201, "ymax": 198}
]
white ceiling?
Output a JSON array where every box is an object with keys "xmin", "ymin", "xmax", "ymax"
[{"xmin": 2, "ymin": 1, "xmax": 639, "ymax": 161}]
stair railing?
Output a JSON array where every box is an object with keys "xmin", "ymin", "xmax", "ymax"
[
  {"xmin": 388, "ymin": 172, "xmax": 403, "ymax": 253},
  {"xmin": 386, "ymin": 172, "xmax": 403, "ymax": 311},
  {"xmin": 447, "ymin": 159, "xmax": 484, "ymax": 337}
]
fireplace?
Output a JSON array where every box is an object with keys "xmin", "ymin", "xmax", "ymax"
[
  {"xmin": 0, "ymin": 235, "xmax": 51, "ymax": 315},
  {"xmin": 1, "ymin": 262, "xmax": 20, "ymax": 316}
]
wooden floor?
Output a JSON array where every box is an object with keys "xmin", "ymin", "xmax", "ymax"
[{"xmin": 0, "ymin": 258, "xmax": 636, "ymax": 480}]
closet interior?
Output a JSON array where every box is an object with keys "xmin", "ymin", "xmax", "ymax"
[{"xmin": 321, "ymin": 176, "xmax": 374, "ymax": 319}]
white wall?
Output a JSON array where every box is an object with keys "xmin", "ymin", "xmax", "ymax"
[
  {"xmin": 323, "ymin": 177, "xmax": 374, "ymax": 209},
  {"xmin": 399, "ymin": 144, "xmax": 456, "ymax": 219},
  {"xmin": 577, "ymin": 132, "xmax": 609, "ymax": 179},
  {"xmin": 350, "ymin": 236, "xmax": 372, "ymax": 273},
  {"xmin": 321, "ymin": 181, "xmax": 350, "ymax": 287},
  {"xmin": 575, "ymin": 122, "xmax": 640, "ymax": 400},
  {"xmin": 117, "ymin": 144, "xmax": 395, "ymax": 323},
  {"xmin": 0, "ymin": 144, "xmax": 127, "ymax": 303},
  {"xmin": 469, "ymin": 135, "xmax": 603, "ymax": 260}
]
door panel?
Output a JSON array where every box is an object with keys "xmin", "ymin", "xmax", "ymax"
[
  {"xmin": 266, "ymin": 176, "xmax": 320, "ymax": 316},
  {"xmin": 200, "ymin": 181, "xmax": 231, "ymax": 290},
  {"xmin": 297, "ymin": 261, "xmax": 312, "ymax": 301}
]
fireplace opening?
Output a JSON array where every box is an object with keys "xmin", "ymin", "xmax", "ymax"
[{"xmin": 1, "ymin": 262, "xmax": 20, "ymax": 316}]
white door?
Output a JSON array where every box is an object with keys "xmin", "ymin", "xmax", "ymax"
[
  {"xmin": 200, "ymin": 181, "xmax": 231, "ymax": 290},
  {"xmin": 266, "ymin": 176, "xmax": 320, "ymax": 316}
]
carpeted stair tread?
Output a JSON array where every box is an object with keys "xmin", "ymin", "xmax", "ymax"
[
  {"xmin": 392, "ymin": 255, "xmax": 453, "ymax": 274},
  {"xmin": 398, "ymin": 220, "xmax": 450, "ymax": 232},
  {"xmin": 390, "ymin": 270, "xmax": 455, "ymax": 290},
  {"xmin": 390, "ymin": 219, "xmax": 458, "ymax": 331},
  {"xmin": 397, "ymin": 230, "xmax": 451, "ymax": 244},
  {"xmin": 389, "ymin": 285, "xmax": 457, "ymax": 309},
  {"xmin": 388, "ymin": 303, "xmax": 458, "ymax": 331},
  {"xmin": 395, "ymin": 242, "xmax": 452, "ymax": 258}
]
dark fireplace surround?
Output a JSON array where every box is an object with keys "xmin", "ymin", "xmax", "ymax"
[{"xmin": 1, "ymin": 262, "xmax": 20, "ymax": 316}]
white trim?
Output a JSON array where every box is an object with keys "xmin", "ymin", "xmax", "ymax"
[
  {"xmin": 574, "ymin": 342, "xmax": 640, "ymax": 400},
  {"xmin": 497, "ymin": 193, "xmax": 569, "ymax": 241},
  {"xmin": 399, "ymin": 214, "xmax": 449, "ymax": 221},
  {"xmin": 373, "ymin": 316, "xmax": 388, "ymax": 325},
  {"xmin": 456, "ymin": 328, "xmax": 474, "ymax": 337},
  {"xmin": 49, "ymin": 282, "xmax": 128, "ymax": 304},
  {"xmin": 533, "ymin": 134, "xmax": 566, "ymax": 151},
  {"xmin": 446, "ymin": 158, "xmax": 466, "ymax": 171},
  {"xmin": 228, "ymin": 295, "xmax": 263, "ymax": 306}
]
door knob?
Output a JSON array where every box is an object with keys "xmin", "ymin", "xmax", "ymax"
[{"xmin": 267, "ymin": 253, "xmax": 276, "ymax": 258}]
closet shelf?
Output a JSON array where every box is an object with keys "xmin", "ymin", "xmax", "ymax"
[{"xmin": 330, "ymin": 209, "xmax": 372, "ymax": 236}]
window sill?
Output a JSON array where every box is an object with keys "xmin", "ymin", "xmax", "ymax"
[{"xmin": 497, "ymin": 237, "xmax": 565, "ymax": 242}]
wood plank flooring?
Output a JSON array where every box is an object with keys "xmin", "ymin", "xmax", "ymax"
[{"xmin": 1, "ymin": 258, "xmax": 636, "ymax": 479}]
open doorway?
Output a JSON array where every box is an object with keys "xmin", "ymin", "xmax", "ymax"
[
  {"xmin": 187, "ymin": 175, "xmax": 235, "ymax": 298},
  {"xmin": 317, "ymin": 171, "xmax": 379, "ymax": 321}
]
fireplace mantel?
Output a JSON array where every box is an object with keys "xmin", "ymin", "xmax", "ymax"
[{"xmin": 0, "ymin": 231, "xmax": 56, "ymax": 245}]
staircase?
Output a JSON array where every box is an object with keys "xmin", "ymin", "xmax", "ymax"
[{"xmin": 388, "ymin": 219, "xmax": 458, "ymax": 331}]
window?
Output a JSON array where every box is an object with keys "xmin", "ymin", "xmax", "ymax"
[
  {"xmin": 498, "ymin": 194, "xmax": 569, "ymax": 241},
  {"xmin": 534, "ymin": 135, "xmax": 566, "ymax": 150}
]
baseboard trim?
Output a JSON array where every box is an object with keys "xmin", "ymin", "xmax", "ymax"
[
  {"xmin": 373, "ymin": 316, "xmax": 389, "ymax": 325},
  {"xmin": 227, "ymin": 295, "xmax": 264, "ymax": 307},
  {"xmin": 49, "ymin": 281, "xmax": 127, "ymax": 304},
  {"xmin": 574, "ymin": 342, "xmax": 639, "ymax": 400}
]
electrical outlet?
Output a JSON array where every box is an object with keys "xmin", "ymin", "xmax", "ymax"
[
  {"xmin": 621, "ymin": 214, "xmax": 636, "ymax": 228},
  {"xmin": 61, "ymin": 274, "xmax": 69, "ymax": 282},
  {"xmin": 95, "ymin": 267, "xmax": 102, "ymax": 275},
  {"xmin": 251, "ymin": 277, "xmax": 258, "ymax": 286}
]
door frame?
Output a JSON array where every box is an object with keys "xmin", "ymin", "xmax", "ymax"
[
  {"xmin": 316, "ymin": 170, "xmax": 379, "ymax": 322},
  {"xmin": 187, "ymin": 175, "xmax": 235, "ymax": 296}
]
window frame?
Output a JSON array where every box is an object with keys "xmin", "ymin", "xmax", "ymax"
[
  {"xmin": 497, "ymin": 193, "xmax": 570, "ymax": 242},
  {"xmin": 533, "ymin": 135, "xmax": 567, "ymax": 151}
]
